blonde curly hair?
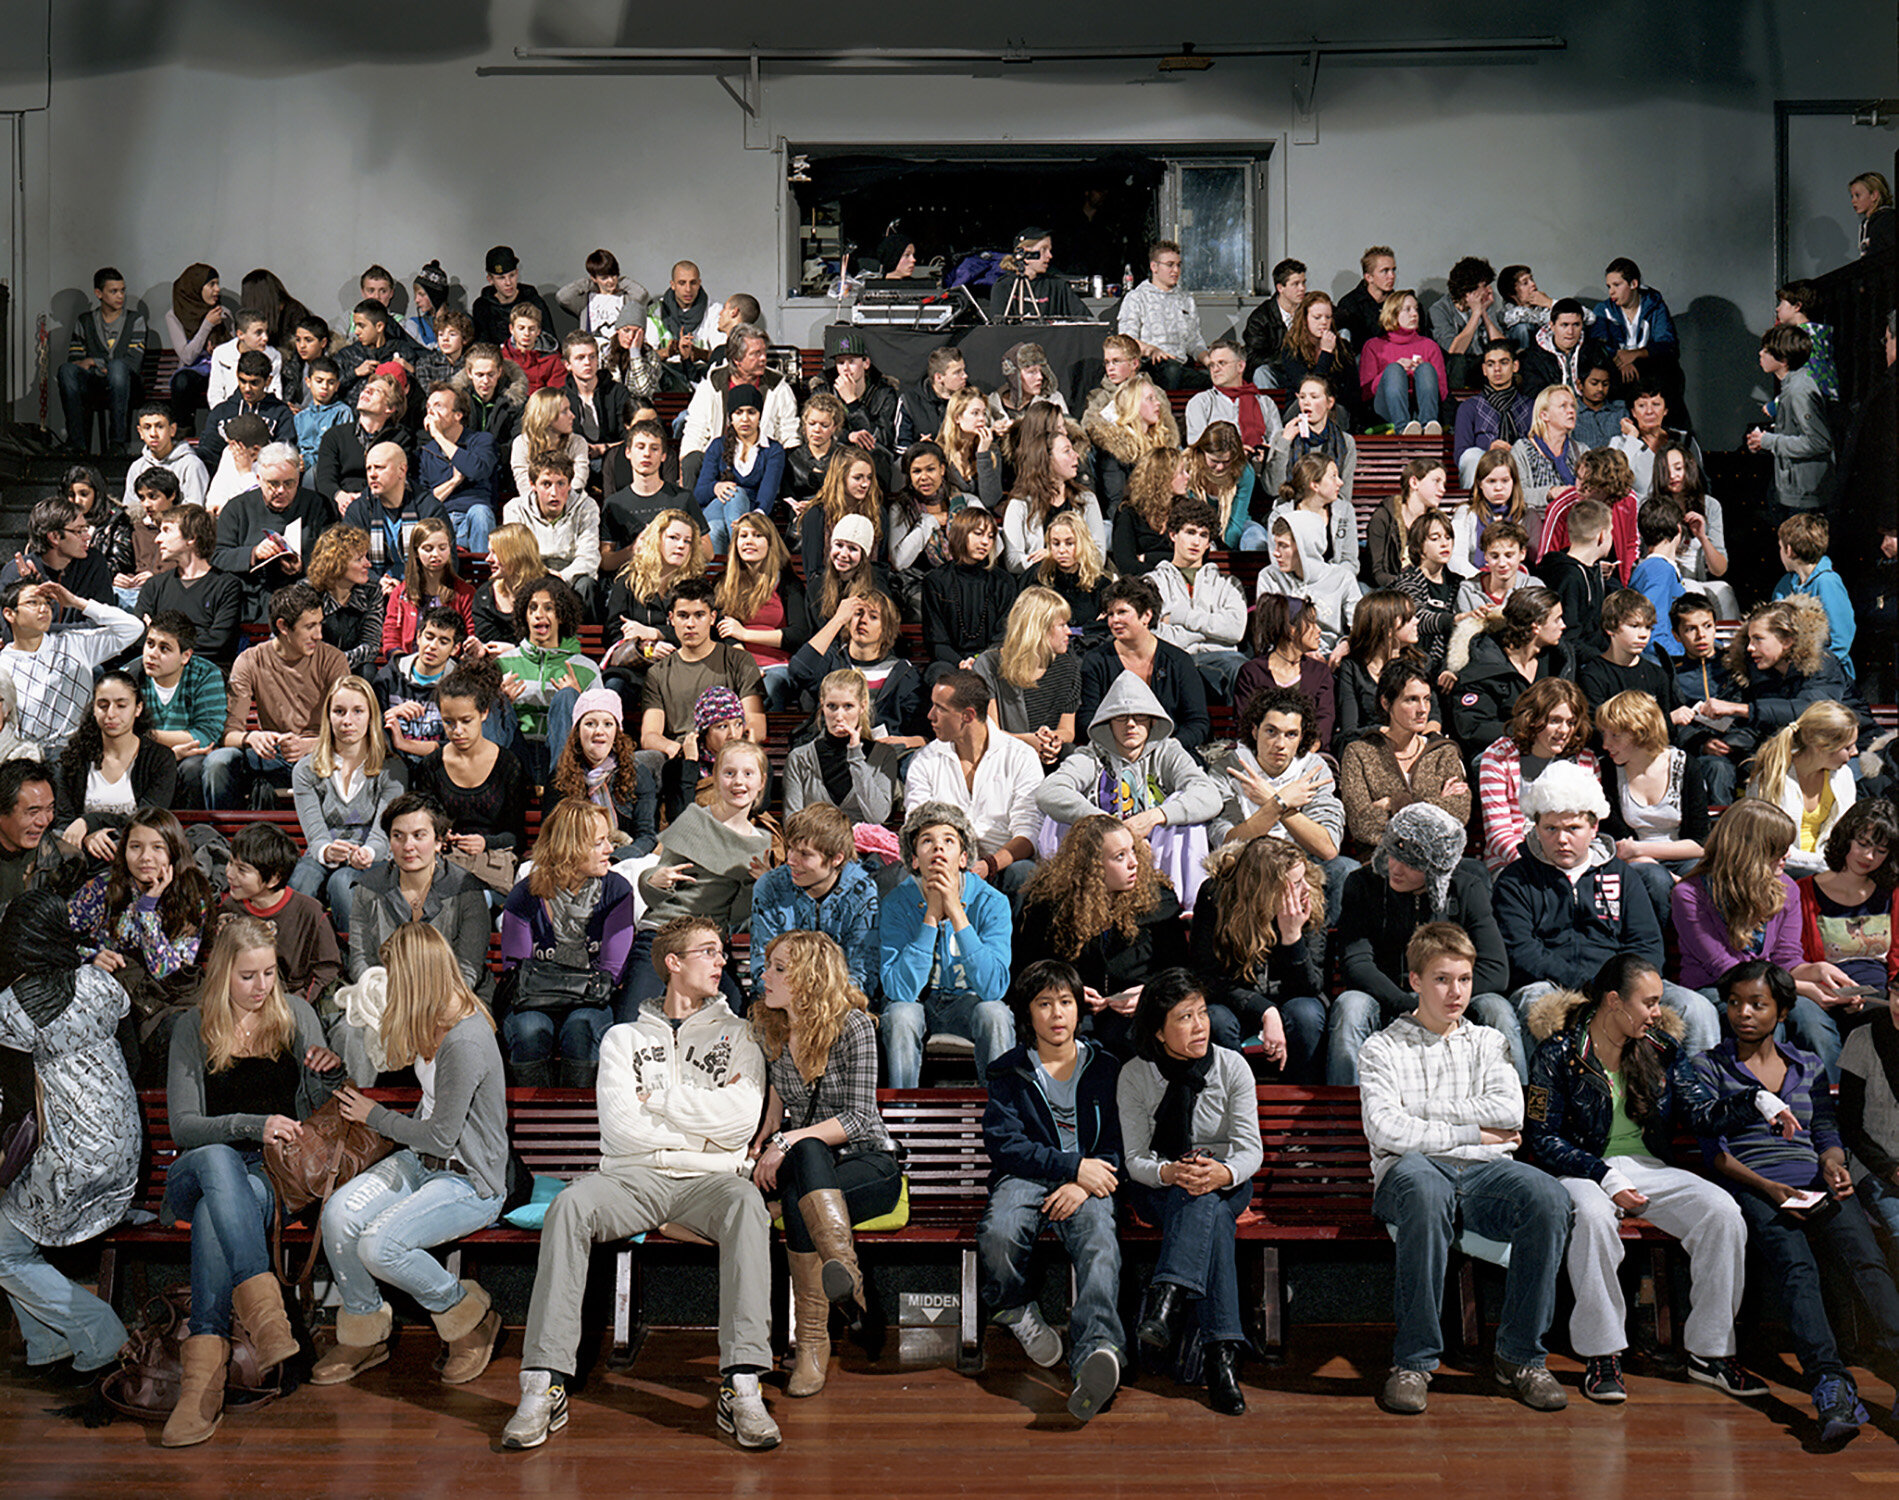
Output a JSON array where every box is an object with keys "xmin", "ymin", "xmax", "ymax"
[{"xmin": 749, "ymin": 930, "xmax": 873, "ymax": 1082}]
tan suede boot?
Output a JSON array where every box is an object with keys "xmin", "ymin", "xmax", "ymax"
[
  {"xmin": 231, "ymin": 1272, "xmax": 298, "ymax": 1371},
  {"xmin": 785, "ymin": 1250, "xmax": 832, "ymax": 1398},
  {"xmin": 160, "ymin": 1335, "xmax": 228, "ymax": 1448},
  {"xmin": 432, "ymin": 1280, "xmax": 502, "ymax": 1385},
  {"xmin": 309, "ymin": 1303, "xmax": 392, "ymax": 1386},
  {"xmin": 798, "ymin": 1188, "xmax": 864, "ymax": 1312}
]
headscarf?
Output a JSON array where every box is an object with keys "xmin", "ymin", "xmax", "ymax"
[
  {"xmin": 171, "ymin": 263, "xmax": 228, "ymax": 350},
  {"xmin": 1372, "ymin": 802, "xmax": 1467, "ymax": 915},
  {"xmin": 0, "ymin": 889, "xmax": 85, "ymax": 1026}
]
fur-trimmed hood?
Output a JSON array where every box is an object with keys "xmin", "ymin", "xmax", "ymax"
[
  {"xmin": 450, "ymin": 357, "xmax": 528, "ymax": 411},
  {"xmin": 1083, "ymin": 401, "xmax": 1180, "ymax": 464},
  {"xmin": 1524, "ymin": 987, "xmax": 1686, "ymax": 1046}
]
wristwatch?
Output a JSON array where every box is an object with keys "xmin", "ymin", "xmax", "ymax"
[{"xmin": 769, "ymin": 1131, "xmax": 789, "ymax": 1155}]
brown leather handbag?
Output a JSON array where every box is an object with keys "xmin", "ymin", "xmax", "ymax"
[
  {"xmin": 263, "ymin": 1094, "xmax": 396, "ymax": 1286},
  {"xmin": 100, "ymin": 1287, "xmax": 282, "ymax": 1421}
]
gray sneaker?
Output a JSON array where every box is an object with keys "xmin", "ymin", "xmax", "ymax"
[
  {"xmin": 1380, "ymin": 1367, "xmax": 1430, "ymax": 1414},
  {"xmin": 1067, "ymin": 1346, "xmax": 1120, "ymax": 1423},
  {"xmin": 717, "ymin": 1372, "xmax": 782, "ymax": 1450},
  {"xmin": 501, "ymin": 1368, "xmax": 568, "ymax": 1450},
  {"xmin": 1494, "ymin": 1356, "xmax": 1568, "ymax": 1411},
  {"xmin": 997, "ymin": 1304, "xmax": 1063, "ymax": 1368}
]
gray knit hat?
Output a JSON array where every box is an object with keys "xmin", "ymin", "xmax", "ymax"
[
  {"xmin": 900, "ymin": 799, "xmax": 979, "ymax": 869},
  {"xmin": 1373, "ymin": 802, "xmax": 1467, "ymax": 914}
]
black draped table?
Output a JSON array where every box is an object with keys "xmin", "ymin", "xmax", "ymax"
[{"xmin": 845, "ymin": 320, "xmax": 1109, "ymax": 413}]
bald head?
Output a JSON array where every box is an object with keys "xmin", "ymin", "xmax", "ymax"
[{"xmin": 365, "ymin": 442, "xmax": 407, "ymax": 501}]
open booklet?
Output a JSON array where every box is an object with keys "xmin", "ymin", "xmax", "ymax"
[{"xmin": 251, "ymin": 518, "xmax": 304, "ymax": 571}]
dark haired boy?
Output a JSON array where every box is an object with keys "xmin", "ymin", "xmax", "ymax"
[
  {"xmin": 1771, "ymin": 512, "xmax": 1855, "ymax": 673},
  {"xmin": 377, "ymin": 605, "xmax": 465, "ymax": 757},
  {"xmin": 137, "ymin": 502, "xmax": 242, "ymax": 664},
  {"xmin": 126, "ymin": 401, "xmax": 210, "ymax": 509},
  {"xmin": 978, "ymin": 959, "xmax": 1125, "ymax": 1422},
  {"xmin": 134, "ymin": 610, "xmax": 226, "ymax": 808},
  {"xmin": 1670, "ymin": 594, "xmax": 1750, "ymax": 805},
  {"xmin": 206, "ymin": 307, "xmax": 284, "ymax": 409},
  {"xmin": 1148, "ymin": 495, "xmax": 1247, "ymax": 697},
  {"xmin": 58, "ymin": 265, "xmax": 147, "ymax": 452},
  {"xmin": 638, "ymin": 578, "xmax": 766, "ymax": 813},
  {"xmin": 1577, "ymin": 590, "xmax": 1692, "ymax": 730},
  {"xmin": 294, "ymin": 356, "xmax": 351, "ymax": 469},
  {"xmin": 221, "ymin": 821, "xmax": 341, "ymax": 1005},
  {"xmin": 199, "ymin": 348, "xmax": 295, "ymax": 472},
  {"xmin": 0, "ymin": 577, "xmax": 141, "ymax": 753},
  {"xmin": 1537, "ymin": 497, "xmax": 1613, "ymax": 658},
  {"xmin": 203, "ymin": 582, "xmax": 348, "ymax": 809},
  {"xmin": 1627, "ymin": 497, "xmax": 1688, "ymax": 657},
  {"xmin": 334, "ymin": 298, "xmax": 418, "ymax": 406},
  {"xmin": 0, "ymin": 494, "xmax": 116, "ymax": 637},
  {"xmin": 1746, "ymin": 323, "xmax": 1834, "ymax": 523}
]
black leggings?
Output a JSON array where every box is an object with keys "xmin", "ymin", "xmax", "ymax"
[{"xmin": 779, "ymin": 1138, "xmax": 902, "ymax": 1254}]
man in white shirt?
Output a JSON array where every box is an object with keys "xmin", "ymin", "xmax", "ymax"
[
  {"xmin": 903, "ymin": 669, "xmax": 1044, "ymax": 896},
  {"xmin": 0, "ymin": 578, "xmax": 144, "ymax": 754},
  {"xmin": 1358, "ymin": 921, "xmax": 1572, "ymax": 1417},
  {"xmin": 1118, "ymin": 240, "xmax": 1210, "ymax": 391}
]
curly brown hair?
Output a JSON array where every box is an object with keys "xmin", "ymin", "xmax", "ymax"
[
  {"xmin": 1204, "ymin": 836, "xmax": 1325, "ymax": 976},
  {"xmin": 1018, "ymin": 814, "xmax": 1173, "ymax": 958}
]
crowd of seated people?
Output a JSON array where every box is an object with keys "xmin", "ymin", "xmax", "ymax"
[{"xmin": 6, "ymin": 216, "xmax": 1897, "ymax": 1455}]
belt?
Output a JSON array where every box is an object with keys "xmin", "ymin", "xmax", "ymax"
[{"xmin": 420, "ymin": 1153, "xmax": 469, "ymax": 1175}]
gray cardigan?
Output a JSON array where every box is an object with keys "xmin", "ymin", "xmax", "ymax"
[
  {"xmin": 166, "ymin": 995, "xmax": 342, "ymax": 1156},
  {"xmin": 348, "ymin": 859, "xmax": 496, "ymax": 995},
  {"xmin": 1758, "ymin": 366, "xmax": 1835, "ymax": 510},
  {"xmin": 1116, "ymin": 1046, "xmax": 1263, "ymax": 1190},
  {"xmin": 291, "ymin": 755, "xmax": 408, "ymax": 860},
  {"xmin": 364, "ymin": 1013, "xmax": 509, "ymax": 1200},
  {"xmin": 782, "ymin": 736, "xmax": 905, "ymax": 826}
]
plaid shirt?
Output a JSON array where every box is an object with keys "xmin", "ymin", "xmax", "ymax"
[
  {"xmin": 1, "ymin": 604, "xmax": 144, "ymax": 751},
  {"xmin": 765, "ymin": 1008, "xmax": 893, "ymax": 1158},
  {"xmin": 136, "ymin": 654, "xmax": 227, "ymax": 749},
  {"xmin": 1359, "ymin": 1013, "xmax": 1524, "ymax": 1188}
]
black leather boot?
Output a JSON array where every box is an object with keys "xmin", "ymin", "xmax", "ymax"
[
  {"xmin": 558, "ymin": 1058, "xmax": 599, "ymax": 1090},
  {"xmin": 510, "ymin": 1058, "xmax": 555, "ymax": 1089},
  {"xmin": 1205, "ymin": 1341, "xmax": 1246, "ymax": 1415},
  {"xmin": 1136, "ymin": 1282, "xmax": 1186, "ymax": 1350}
]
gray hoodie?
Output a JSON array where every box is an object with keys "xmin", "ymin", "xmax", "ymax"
[{"xmin": 1035, "ymin": 672, "xmax": 1223, "ymax": 828}]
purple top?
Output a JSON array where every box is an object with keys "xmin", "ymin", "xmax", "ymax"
[{"xmin": 1670, "ymin": 873, "xmax": 1804, "ymax": 992}]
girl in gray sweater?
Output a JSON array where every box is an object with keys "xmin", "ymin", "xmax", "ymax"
[
  {"xmin": 314, "ymin": 922, "xmax": 508, "ymax": 1389},
  {"xmin": 290, "ymin": 675, "xmax": 408, "ymax": 933}
]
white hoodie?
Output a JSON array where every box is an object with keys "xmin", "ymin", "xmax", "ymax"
[{"xmin": 596, "ymin": 994, "xmax": 766, "ymax": 1180}]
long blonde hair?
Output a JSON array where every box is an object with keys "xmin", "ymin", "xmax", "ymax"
[
  {"xmin": 937, "ymin": 389, "xmax": 987, "ymax": 482},
  {"xmin": 618, "ymin": 508, "xmax": 707, "ymax": 602},
  {"xmin": 998, "ymin": 586, "xmax": 1070, "ymax": 687},
  {"xmin": 528, "ymin": 799, "xmax": 612, "ymax": 899},
  {"xmin": 379, "ymin": 922, "xmax": 491, "ymax": 1069},
  {"xmin": 1034, "ymin": 510, "xmax": 1111, "ymax": 590},
  {"xmin": 714, "ymin": 511, "xmax": 789, "ymax": 625},
  {"xmin": 1747, "ymin": 699, "xmax": 1860, "ymax": 801},
  {"xmin": 1687, "ymin": 797, "xmax": 1798, "ymax": 952},
  {"xmin": 813, "ymin": 450, "xmax": 883, "ymax": 552},
  {"xmin": 312, "ymin": 675, "xmax": 388, "ymax": 777},
  {"xmin": 1106, "ymin": 375, "xmax": 1167, "ymax": 453},
  {"xmin": 197, "ymin": 917, "xmax": 296, "ymax": 1074},
  {"xmin": 488, "ymin": 522, "xmax": 545, "ymax": 600},
  {"xmin": 750, "ymin": 930, "xmax": 873, "ymax": 1083},
  {"xmin": 521, "ymin": 388, "xmax": 571, "ymax": 471}
]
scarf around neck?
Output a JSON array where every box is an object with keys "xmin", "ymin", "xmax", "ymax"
[{"xmin": 1152, "ymin": 1047, "xmax": 1215, "ymax": 1160}]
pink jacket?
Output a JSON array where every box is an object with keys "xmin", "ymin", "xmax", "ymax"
[{"xmin": 1357, "ymin": 329, "xmax": 1448, "ymax": 403}]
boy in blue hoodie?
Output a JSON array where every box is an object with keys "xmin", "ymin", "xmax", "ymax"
[
  {"xmin": 1772, "ymin": 512, "xmax": 1855, "ymax": 676},
  {"xmin": 978, "ymin": 958, "xmax": 1125, "ymax": 1423}
]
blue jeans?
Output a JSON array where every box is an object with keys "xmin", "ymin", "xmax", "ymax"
[
  {"xmin": 0, "ymin": 1216, "xmax": 129, "ymax": 1370},
  {"xmin": 880, "ymin": 990, "xmax": 1017, "ymax": 1089},
  {"xmin": 1735, "ymin": 1183, "xmax": 1899, "ymax": 1380},
  {"xmin": 1374, "ymin": 1153, "xmax": 1572, "ymax": 1371},
  {"xmin": 979, "ymin": 1174, "xmax": 1127, "ymax": 1379},
  {"xmin": 290, "ymin": 854, "xmax": 362, "ymax": 936},
  {"xmin": 451, "ymin": 504, "xmax": 497, "ymax": 554},
  {"xmin": 760, "ymin": 663, "xmax": 796, "ymax": 710},
  {"xmin": 705, "ymin": 492, "xmax": 755, "ymax": 556},
  {"xmin": 202, "ymin": 748, "xmax": 293, "ymax": 811},
  {"xmin": 1516, "ymin": 979, "xmax": 1720, "ymax": 1057},
  {"xmin": 501, "ymin": 1004, "xmax": 614, "ymax": 1065},
  {"xmin": 1206, "ymin": 988, "xmax": 1327, "ymax": 1080},
  {"xmin": 1127, "ymin": 1178, "xmax": 1253, "ymax": 1344},
  {"xmin": 1328, "ymin": 990, "xmax": 1527, "ymax": 1085},
  {"xmin": 1856, "ymin": 1171, "xmax": 1899, "ymax": 1247},
  {"xmin": 1193, "ymin": 648, "xmax": 1249, "ymax": 700},
  {"xmin": 58, "ymin": 357, "xmax": 141, "ymax": 449},
  {"xmin": 1372, "ymin": 361, "xmax": 1441, "ymax": 428},
  {"xmin": 163, "ymin": 1143, "xmax": 276, "ymax": 1338},
  {"xmin": 319, "ymin": 1148, "xmax": 503, "ymax": 1317}
]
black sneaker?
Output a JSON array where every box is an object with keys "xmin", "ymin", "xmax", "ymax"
[
  {"xmin": 1686, "ymin": 1353, "xmax": 1767, "ymax": 1397},
  {"xmin": 1582, "ymin": 1354, "xmax": 1626, "ymax": 1403}
]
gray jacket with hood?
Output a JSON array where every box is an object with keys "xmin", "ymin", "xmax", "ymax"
[{"xmin": 1035, "ymin": 673, "xmax": 1223, "ymax": 829}]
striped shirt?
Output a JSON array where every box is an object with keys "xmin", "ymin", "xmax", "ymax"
[
  {"xmin": 137, "ymin": 654, "xmax": 228, "ymax": 750},
  {"xmin": 1359, "ymin": 1014, "xmax": 1524, "ymax": 1188},
  {"xmin": 1692, "ymin": 1040, "xmax": 1835, "ymax": 1189}
]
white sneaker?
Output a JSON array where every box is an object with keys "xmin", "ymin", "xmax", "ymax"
[
  {"xmin": 1422, "ymin": 420, "xmax": 1443, "ymax": 436},
  {"xmin": 997, "ymin": 1304, "xmax": 1063, "ymax": 1368},
  {"xmin": 1401, "ymin": 421, "xmax": 1423, "ymax": 436},
  {"xmin": 718, "ymin": 1372, "xmax": 782, "ymax": 1450},
  {"xmin": 501, "ymin": 1368, "xmax": 568, "ymax": 1450}
]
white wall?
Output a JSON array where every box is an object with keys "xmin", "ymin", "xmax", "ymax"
[{"xmin": 14, "ymin": 0, "xmax": 1896, "ymax": 446}]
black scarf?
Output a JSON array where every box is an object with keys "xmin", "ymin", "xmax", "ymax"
[
  {"xmin": 658, "ymin": 287, "xmax": 710, "ymax": 340},
  {"xmin": 816, "ymin": 730, "xmax": 855, "ymax": 807},
  {"xmin": 1151, "ymin": 1048, "xmax": 1215, "ymax": 1160},
  {"xmin": 1480, "ymin": 385, "xmax": 1522, "ymax": 445}
]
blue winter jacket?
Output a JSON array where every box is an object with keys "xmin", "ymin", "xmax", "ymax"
[
  {"xmin": 982, "ymin": 1039, "xmax": 1123, "ymax": 1190},
  {"xmin": 1590, "ymin": 286, "xmax": 1678, "ymax": 357},
  {"xmin": 878, "ymin": 870, "xmax": 1012, "ymax": 1011}
]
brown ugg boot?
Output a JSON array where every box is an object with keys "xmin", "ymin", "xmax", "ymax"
[
  {"xmin": 160, "ymin": 1335, "xmax": 228, "ymax": 1448},
  {"xmin": 785, "ymin": 1250, "xmax": 832, "ymax": 1397},
  {"xmin": 310, "ymin": 1302, "xmax": 392, "ymax": 1386},
  {"xmin": 799, "ymin": 1188, "xmax": 865, "ymax": 1311},
  {"xmin": 431, "ymin": 1280, "xmax": 502, "ymax": 1385},
  {"xmin": 231, "ymin": 1272, "xmax": 298, "ymax": 1370}
]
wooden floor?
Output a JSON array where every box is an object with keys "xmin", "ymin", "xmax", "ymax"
[{"xmin": 5, "ymin": 1321, "xmax": 1898, "ymax": 1497}]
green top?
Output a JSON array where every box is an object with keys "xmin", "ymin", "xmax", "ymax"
[{"xmin": 1604, "ymin": 1072, "xmax": 1644, "ymax": 1160}]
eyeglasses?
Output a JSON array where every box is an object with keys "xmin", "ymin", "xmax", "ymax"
[
  {"xmin": 59, "ymin": 523, "xmax": 94, "ymax": 536},
  {"xmin": 684, "ymin": 944, "xmax": 725, "ymax": 960}
]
